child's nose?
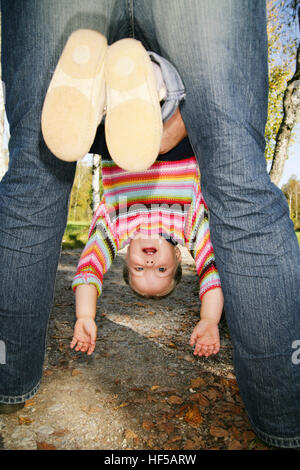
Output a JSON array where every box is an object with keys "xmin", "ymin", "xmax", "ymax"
[{"xmin": 146, "ymin": 259, "xmax": 154, "ymax": 265}]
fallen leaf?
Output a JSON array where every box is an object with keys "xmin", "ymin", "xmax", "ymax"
[
  {"xmin": 167, "ymin": 395, "xmax": 184, "ymax": 405},
  {"xmin": 43, "ymin": 370, "xmax": 53, "ymax": 377},
  {"xmin": 81, "ymin": 406, "xmax": 101, "ymax": 414},
  {"xmin": 231, "ymin": 425, "xmax": 241, "ymax": 440},
  {"xmin": 169, "ymin": 435, "xmax": 182, "ymax": 443},
  {"xmin": 220, "ymin": 377, "xmax": 239, "ymax": 391},
  {"xmin": 183, "ymin": 355, "xmax": 194, "ymax": 362},
  {"xmin": 119, "ymin": 402, "xmax": 130, "ymax": 408},
  {"xmin": 183, "ymin": 440, "xmax": 197, "ymax": 450},
  {"xmin": 190, "ymin": 377, "xmax": 205, "ymax": 389},
  {"xmin": 157, "ymin": 422, "xmax": 174, "ymax": 434},
  {"xmin": 147, "ymin": 438, "xmax": 154, "ymax": 448},
  {"xmin": 168, "ymin": 342, "xmax": 177, "ymax": 349},
  {"xmin": 71, "ymin": 369, "xmax": 81, "ymax": 376},
  {"xmin": 142, "ymin": 421, "xmax": 155, "ymax": 431},
  {"xmin": 148, "ymin": 311, "xmax": 155, "ymax": 315},
  {"xmin": 149, "ymin": 329, "xmax": 163, "ymax": 338},
  {"xmin": 36, "ymin": 442, "xmax": 57, "ymax": 450},
  {"xmin": 243, "ymin": 430, "xmax": 256, "ymax": 443},
  {"xmin": 125, "ymin": 429, "xmax": 139, "ymax": 442},
  {"xmin": 189, "ymin": 392, "xmax": 210, "ymax": 407},
  {"xmin": 18, "ymin": 416, "xmax": 33, "ymax": 426},
  {"xmin": 24, "ymin": 400, "xmax": 35, "ymax": 408},
  {"xmin": 228, "ymin": 440, "xmax": 243, "ymax": 450},
  {"xmin": 150, "ymin": 385, "xmax": 160, "ymax": 391},
  {"xmin": 184, "ymin": 405, "xmax": 203, "ymax": 427},
  {"xmin": 175, "ymin": 405, "xmax": 189, "ymax": 418},
  {"xmin": 53, "ymin": 428, "xmax": 69, "ymax": 437},
  {"xmin": 202, "ymin": 388, "xmax": 219, "ymax": 401},
  {"xmin": 209, "ymin": 426, "xmax": 229, "ymax": 438}
]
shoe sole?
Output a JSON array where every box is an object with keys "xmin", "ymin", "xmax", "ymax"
[
  {"xmin": 41, "ymin": 29, "xmax": 107, "ymax": 162},
  {"xmin": 104, "ymin": 38, "xmax": 162, "ymax": 172}
]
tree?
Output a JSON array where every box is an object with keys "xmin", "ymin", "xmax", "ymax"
[
  {"xmin": 281, "ymin": 174, "xmax": 300, "ymax": 228},
  {"xmin": 68, "ymin": 160, "xmax": 93, "ymax": 222},
  {"xmin": 92, "ymin": 154, "xmax": 101, "ymax": 215},
  {"xmin": 268, "ymin": 0, "xmax": 300, "ymax": 185}
]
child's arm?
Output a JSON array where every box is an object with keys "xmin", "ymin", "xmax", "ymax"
[
  {"xmin": 190, "ymin": 287, "xmax": 224, "ymax": 357},
  {"xmin": 71, "ymin": 202, "xmax": 118, "ymax": 355},
  {"xmin": 70, "ymin": 284, "xmax": 98, "ymax": 355},
  {"xmin": 185, "ymin": 189, "xmax": 224, "ymax": 356}
]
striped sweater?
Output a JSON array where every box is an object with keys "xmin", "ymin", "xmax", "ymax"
[{"xmin": 72, "ymin": 137, "xmax": 221, "ymax": 300}]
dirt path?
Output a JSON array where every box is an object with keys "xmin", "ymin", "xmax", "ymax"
[{"xmin": 0, "ymin": 248, "xmax": 271, "ymax": 450}]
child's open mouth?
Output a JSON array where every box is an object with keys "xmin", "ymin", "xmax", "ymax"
[{"xmin": 142, "ymin": 247, "xmax": 157, "ymax": 255}]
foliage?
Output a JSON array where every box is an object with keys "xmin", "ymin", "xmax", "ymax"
[
  {"xmin": 281, "ymin": 174, "xmax": 300, "ymax": 229},
  {"xmin": 68, "ymin": 160, "xmax": 93, "ymax": 223},
  {"xmin": 62, "ymin": 222, "xmax": 90, "ymax": 250},
  {"xmin": 265, "ymin": 0, "xmax": 299, "ymax": 160}
]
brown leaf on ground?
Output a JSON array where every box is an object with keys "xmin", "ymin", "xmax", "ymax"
[
  {"xmin": 168, "ymin": 342, "xmax": 177, "ymax": 349},
  {"xmin": 53, "ymin": 428, "xmax": 69, "ymax": 437},
  {"xmin": 228, "ymin": 440, "xmax": 243, "ymax": 450},
  {"xmin": 150, "ymin": 385, "xmax": 160, "ymax": 391},
  {"xmin": 142, "ymin": 421, "xmax": 155, "ymax": 431},
  {"xmin": 168, "ymin": 435, "xmax": 182, "ymax": 443},
  {"xmin": 43, "ymin": 369, "xmax": 53, "ymax": 377},
  {"xmin": 190, "ymin": 377, "xmax": 205, "ymax": 389},
  {"xmin": 24, "ymin": 400, "xmax": 35, "ymax": 408},
  {"xmin": 36, "ymin": 442, "xmax": 57, "ymax": 450},
  {"xmin": 175, "ymin": 404, "xmax": 189, "ymax": 418},
  {"xmin": 71, "ymin": 369, "xmax": 81, "ymax": 376},
  {"xmin": 209, "ymin": 425, "xmax": 229, "ymax": 438},
  {"xmin": 124, "ymin": 429, "xmax": 140, "ymax": 445},
  {"xmin": 167, "ymin": 395, "xmax": 184, "ymax": 405},
  {"xmin": 18, "ymin": 416, "xmax": 33, "ymax": 426},
  {"xmin": 183, "ymin": 355, "xmax": 194, "ymax": 362},
  {"xmin": 202, "ymin": 388, "xmax": 219, "ymax": 401},
  {"xmin": 157, "ymin": 422, "xmax": 174, "ymax": 434},
  {"xmin": 184, "ymin": 405, "xmax": 203, "ymax": 427},
  {"xmin": 230, "ymin": 425, "xmax": 242, "ymax": 441},
  {"xmin": 220, "ymin": 377, "xmax": 239, "ymax": 392},
  {"xmin": 189, "ymin": 392, "xmax": 210, "ymax": 407},
  {"xmin": 81, "ymin": 406, "xmax": 101, "ymax": 414},
  {"xmin": 183, "ymin": 439, "xmax": 197, "ymax": 450},
  {"xmin": 242, "ymin": 430, "xmax": 256, "ymax": 443}
]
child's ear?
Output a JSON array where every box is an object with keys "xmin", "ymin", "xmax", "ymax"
[{"xmin": 175, "ymin": 246, "xmax": 182, "ymax": 263}]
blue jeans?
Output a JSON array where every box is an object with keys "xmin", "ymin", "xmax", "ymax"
[{"xmin": 0, "ymin": 0, "xmax": 299, "ymax": 448}]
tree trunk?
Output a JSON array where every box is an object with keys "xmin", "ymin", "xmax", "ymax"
[
  {"xmin": 92, "ymin": 154, "xmax": 101, "ymax": 215},
  {"xmin": 269, "ymin": 41, "xmax": 300, "ymax": 185}
]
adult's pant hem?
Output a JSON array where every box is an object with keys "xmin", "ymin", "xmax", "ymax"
[
  {"xmin": 0, "ymin": 381, "xmax": 40, "ymax": 405},
  {"xmin": 251, "ymin": 421, "xmax": 300, "ymax": 449}
]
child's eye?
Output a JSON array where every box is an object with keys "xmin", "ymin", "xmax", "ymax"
[
  {"xmin": 135, "ymin": 267, "xmax": 144, "ymax": 271},
  {"xmin": 158, "ymin": 267, "xmax": 166, "ymax": 272}
]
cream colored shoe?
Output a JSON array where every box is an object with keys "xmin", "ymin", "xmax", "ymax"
[
  {"xmin": 104, "ymin": 38, "xmax": 163, "ymax": 172},
  {"xmin": 41, "ymin": 29, "xmax": 107, "ymax": 162}
]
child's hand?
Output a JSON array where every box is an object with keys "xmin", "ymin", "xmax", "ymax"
[
  {"xmin": 190, "ymin": 319, "xmax": 220, "ymax": 357},
  {"xmin": 70, "ymin": 318, "xmax": 97, "ymax": 355}
]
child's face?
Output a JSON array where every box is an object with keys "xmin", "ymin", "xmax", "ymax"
[{"xmin": 125, "ymin": 234, "xmax": 181, "ymax": 296}]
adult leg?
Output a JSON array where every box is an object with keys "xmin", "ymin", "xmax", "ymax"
[
  {"xmin": 0, "ymin": 0, "xmax": 117, "ymax": 404},
  {"xmin": 134, "ymin": 0, "xmax": 300, "ymax": 448}
]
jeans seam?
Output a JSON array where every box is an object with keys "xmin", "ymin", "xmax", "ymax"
[{"xmin": 0, "ymin": 381, "xmax": 40, "ymax": 405}]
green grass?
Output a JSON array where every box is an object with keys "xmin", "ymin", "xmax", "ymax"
[{"xmin": 62, "ymin": 222, "xmax": 90, "ymax": 250}]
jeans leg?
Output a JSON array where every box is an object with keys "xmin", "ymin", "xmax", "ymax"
[
  {"xmin": 0, "ymin": 0, "xmax": 116, "ymax": 403},
  {"xmin": 135, "ymin": 0, "xmax": 300, "ymax": 447}
]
